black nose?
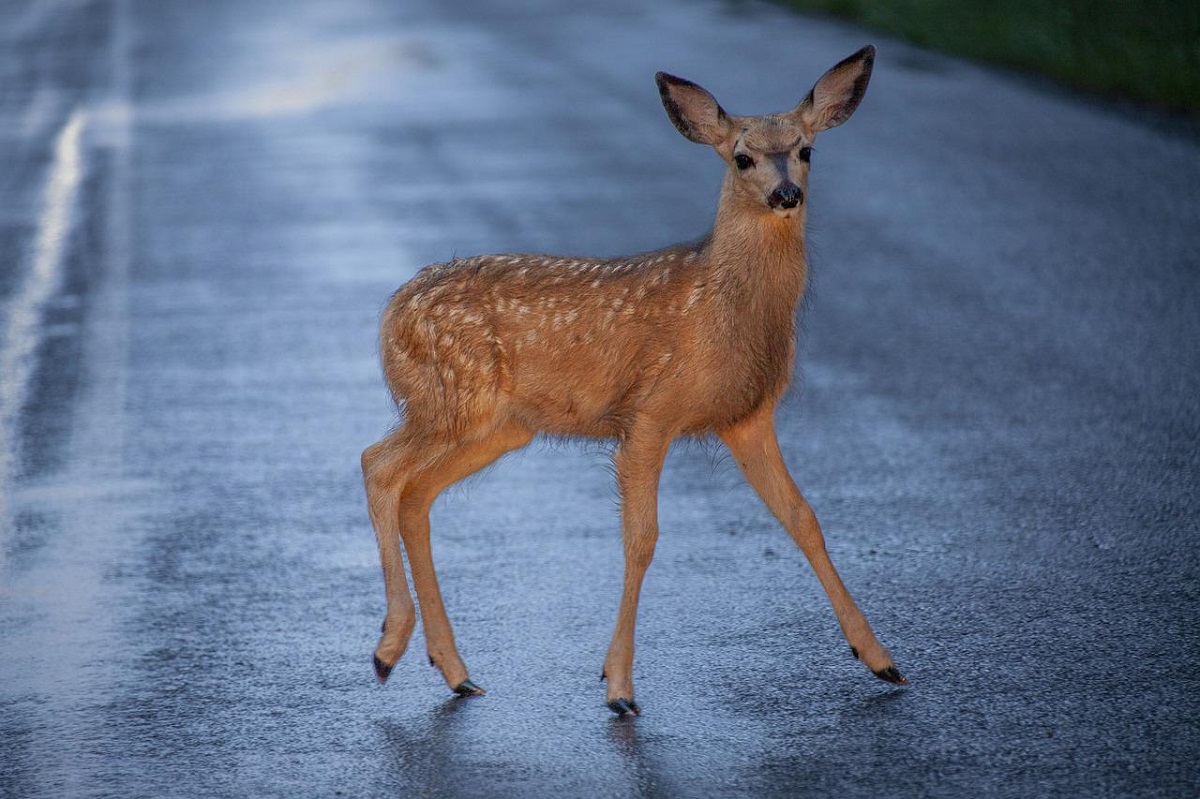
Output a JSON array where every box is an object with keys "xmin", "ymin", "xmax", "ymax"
[{"xmin": 768, "ymin": 184, "xmax": 803, "ymax": 209}]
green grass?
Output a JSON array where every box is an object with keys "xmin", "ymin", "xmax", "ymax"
[{"xmin": 778, "ymin": 0, "xmax": 1200, "ymax": 112}]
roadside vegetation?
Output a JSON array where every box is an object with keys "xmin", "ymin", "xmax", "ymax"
[{"xmin": 778, "ymin": 0, "xmax": 1200, "ymax": 112}]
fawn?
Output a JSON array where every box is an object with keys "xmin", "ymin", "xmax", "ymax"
[{"xmin": 362, "ymin": 45, "xmax": 904, "ymax": 716}]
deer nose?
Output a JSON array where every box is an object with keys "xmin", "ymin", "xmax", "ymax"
[{"xmin": 768, "ymin": 184, "xmax": 803, "ymax": 209}]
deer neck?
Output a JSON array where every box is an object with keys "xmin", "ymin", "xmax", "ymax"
[{"xmin": 707, "ymin": 180, "xmax": 809, "ymax": 317}]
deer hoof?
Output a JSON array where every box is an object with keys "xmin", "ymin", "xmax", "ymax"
[
  {"xmin": 453, "ymin": 679, "xmax": 486, "ymax": 697},
  {"xmin": 373, "ymin": 655, "xmax": 395, "ymax": 685},
  {"xmin": 873, "ymin": 666, "xmax": 907, "ymax": 685},
  {"xmin": 607, "ymin": 698, "xmax": 640, "ymax": 717}
]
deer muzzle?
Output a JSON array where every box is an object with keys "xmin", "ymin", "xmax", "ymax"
[{"xmin": 768, "ymin": 183, "xmax": 803, "ymax": 210}]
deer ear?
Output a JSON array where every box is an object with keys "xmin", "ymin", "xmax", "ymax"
[
  {"xmin": 795, "ymin": 45, "xmax": 875, "ymax": 133},
  {"xmin": 656, "ymin": 72, "xmax": 732, "ymax": 146}
]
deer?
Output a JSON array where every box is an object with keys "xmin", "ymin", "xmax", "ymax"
[{"xmin": 362, "ymin": 45, "xmax": 904, "ymax": 716}]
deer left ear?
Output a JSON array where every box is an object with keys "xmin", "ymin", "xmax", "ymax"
[
  {"xmin": 793, "ymin": 45, "xmax": 875, "ymax": 134},
  {"xmin": 656, "ymin": 72, "xmax": 734, "ymax": 147}
]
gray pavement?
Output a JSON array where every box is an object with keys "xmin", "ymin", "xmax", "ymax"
[{"xmin": 2, "ymin": 0, "xmax": 1198, "ymax": 797}]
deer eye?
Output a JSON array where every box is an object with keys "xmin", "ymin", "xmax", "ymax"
[
  {"xmin": 798, "ymin": 147, "xmax": 813, "ymax": 163},
  {"xmin": 733, "ymin": 153, "xmax": 755, "ymax": 170}
]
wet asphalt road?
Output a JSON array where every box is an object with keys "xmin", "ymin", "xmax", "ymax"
[{"xmin": 2, "ymin": 0, "xmax": 1199, "ymax": 797}]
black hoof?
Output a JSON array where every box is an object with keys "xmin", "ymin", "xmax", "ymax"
[
  {"xmin": 873, "ymin": 666, "xmax": 907, "ymax": 685},
  {"xmin": 607, "ymin": 698, "xmax": 640, "ymax": 716},
  {"xmin": 373, "ymin": 655, "xmax": 394, "ymax": 685},
  {"xmin": 453, "ymin": 679, "xmax": 486, "ymax": 697}
]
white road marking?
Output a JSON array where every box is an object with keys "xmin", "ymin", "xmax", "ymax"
[{"xmin": 0, "ymin": 110, "xmax": 87, "ymax": 551}]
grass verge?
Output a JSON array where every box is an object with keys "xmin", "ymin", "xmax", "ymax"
[{"xmin": 776, "ymin": 0, "xmax": 1200, "ymax": 112}]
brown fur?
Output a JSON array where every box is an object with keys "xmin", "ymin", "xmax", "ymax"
[{"xmin": 363, "ymin": 46, "xmax": 903, "ymax": 713}]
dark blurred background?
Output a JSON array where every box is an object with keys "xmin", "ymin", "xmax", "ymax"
[{"xmin": 781, "ymin": 0, "xmax": 1200, "ymax": 112}]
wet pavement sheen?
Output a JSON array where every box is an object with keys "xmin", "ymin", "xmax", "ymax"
[{"xmin": 2, "ymin": 1, "xmax": 1198, "ymax": 797}]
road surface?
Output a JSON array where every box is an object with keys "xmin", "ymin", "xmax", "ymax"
[{"xmin": 2, "ymin": 0, "xmax": 1198, "ymax": 797}]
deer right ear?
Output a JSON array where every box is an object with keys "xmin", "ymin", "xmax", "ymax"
[
  {"xmin": 656, "ymin": 73, "xmax": 732, "ymax": 146},
  {"xmin": 796, "ymin": 45, "xmax": 876, "ymax": 134}
]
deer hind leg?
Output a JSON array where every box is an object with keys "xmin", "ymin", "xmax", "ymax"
[
  {"xmin": 391, "ymin": 422, "xmax": 534, "ymax": 696},
  {"xmin": 602, "ymin": 426, "xmax": 671, "ymax": 716},
  {"xmin": 363, "ymin": 426, "xmax": 428, "ymax": 684},
  {"xmin": 719, "ymin": 408, "xmax": 905, "ymax": 685}
]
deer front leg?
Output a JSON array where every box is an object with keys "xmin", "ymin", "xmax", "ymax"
[
  {"xmin": 720, "ymin": 408, "xmax": 905, "ymax": 685},
  {"xmin": 602, "ymin": 429, "xmax": 670, "ymax": 716}
]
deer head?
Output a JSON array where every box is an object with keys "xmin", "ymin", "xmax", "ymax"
[{"xmin": 656, "ymin": 45, "xmax": 875, "ymax": 218}]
